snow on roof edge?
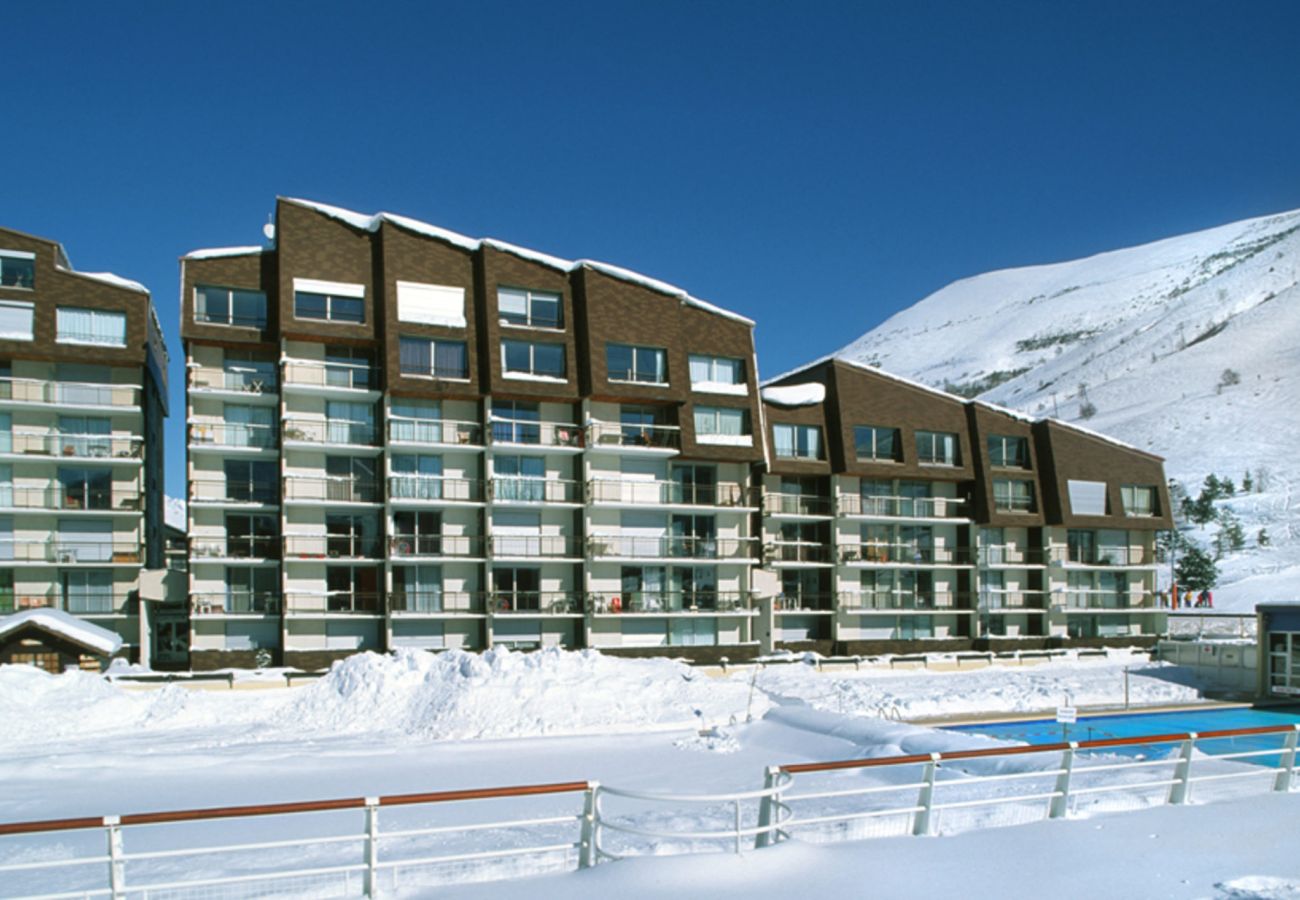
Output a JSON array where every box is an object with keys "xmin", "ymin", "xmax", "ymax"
[
  {"xmin": 59, "ymin": 267, "xmax": 148, "ymax": 294},
  {"xmin": 0, "ymin": 608, "xmax": 122, "ymax": 655},
  {"xmin": 760, "ymin": 382, "xmax": 826, "ymax": 407},
  {"xmin": 183, "ymin": 246, "xmax": 264, "ymax": 260},
  {"xmin": 280, "ymin": 197, "xmax": 755, "ymax": 327}
]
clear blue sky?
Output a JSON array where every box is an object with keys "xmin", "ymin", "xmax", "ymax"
[{"xmin": 5, "ymin": 1, "xmax": 1299, "ymax": 499}]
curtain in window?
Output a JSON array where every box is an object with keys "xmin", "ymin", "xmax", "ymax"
[
  {"xmin": 689, "ymin": 356, "xmax": 711, "ymax": 384},
  {"xmin": 0, "ymin": 464, "xmax": 10, "ymax": 507},
  {"xmin": 399, "ymin": 338, "xmax": 431, "ymax": 376},
  {"xmin": 0, "ymin": 514, "xmax": 11, "ymax": 561},
  {"xmin": 774, "ymin": 425, "xmax": 795, "ymax": 457},
  {"xmin": 0, "ymin": 412, "xmax": 9, "ymax": 454},
  {"xmin": 56, "ymin": 307, "xmax": 94, "ymax": 342},
  {"xmin": 719, "ymin": 408, "xmax": 744, "ymax": 436},
  {"xmin": 0, "ymin": 302, "xmax": 33, "ymax": 340},
  {"xmin": 693, "ymin": 407, "xmax": 714, "ymax": 435},
  {"xmin": 433, "ymin": 341, "xmax": 467, "ymax": 378},
  {"xmin": 57, "ymin": 517, "xmax": 112, "ymax": 563},
  {"xmin": 64, "ymin": 569, "xmax": 113, "ymax": 613},
  {"xmin": 804, "ymin": 427, "xmax": 821, "ymax": 459}
]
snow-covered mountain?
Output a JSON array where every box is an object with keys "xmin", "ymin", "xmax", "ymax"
[
  {"xmin": 837, "ymin": 208, "xmax": 1300, "ymax": 611},
  {"xmin": 165, "ymin": 495, "xmax": 186, "ymax": 532}
]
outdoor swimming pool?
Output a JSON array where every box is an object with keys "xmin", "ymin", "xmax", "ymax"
[{"xmin": 949, "ymin": 705, "xmax": 1300, "ymax": 763}]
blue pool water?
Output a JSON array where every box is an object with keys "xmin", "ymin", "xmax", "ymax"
[{"xmin": 948, "ymin": 705, "xmax": 1300, "ymax": 764}]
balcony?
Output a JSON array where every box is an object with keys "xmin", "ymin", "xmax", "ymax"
[
  {"xmin": 0, "ymin": 484, "xmax": 142, "ymax": 514},
  {"xmin": 490, "ymin": 477, "xmax": 582, "ymax": 505},
  {"xmin": 837, "ymin": 494, "xmax": 967, "ymax": 520},
  {"xmin": 188, "ymin": 422, "xmax": 278, "ymax": 452},
  {"xmin": 489, "ymin": 592, "xmax": 584, "ymax": 615},
  {"xmin": 190, "ymin": 536, "xmax": 279, "ymax": 561},
  {"xmin": 189, "ymin": 368, "xmax": 278, "ymax": 399},
  {"xmin": 388, "ymin": 591, "xmax": 486, "ymax": 615},
  {"xmin": 388, "ymin": 418, "xmax": 481, "ymax": 448},
  {"xmin": 2, "ymin": 431, "xmax": 143, "ymax": 462},
  {"xmin": 388, "ymin": 475, "xmax": 484, "ymax": 505},
  {"xmin": 838, "ymin": 543, "xmax": 974, "ymax": 566},
  {"xmin": 282, "ymin": 359, "xmax": 379, "ymax": 396},
  {"xmin": 192, "ymin": 592, "xmax": 281, "ymax": 615},
  {"xmin": 0, "ymin": 377, "xmax": 141, "ymax": 411},
  {"xmin": 488, "ymin": 419, "xmax": 584, "ymax": 451},
  {"xmin": 490, "ymin": 534, "xmax": 584, "ymax": 560},
  {"xmin": 774, "ymin": 593, "xmax": 836, "ymax": 612},
  {"xmin": 283, "ymin": 534, "xmax": 383, "ymax": 561},
  {"xmin": 585, "ymin": 421, "xmax": 680, "ymax": 454},
  {"xmin": 587, "ymin": 592, "xmax": 751, "ymax": 614},
  {"xmin": 838, "ymin": 592, "xmax": 971, "ymax": 612},
  {"xmin": 764, "ymin": 541, "xmax": 833, "ymax": 565},
  {"xmin": 284, "ymin": 476, "xmax": 381, "ymax": 505},
  {"xmin": 0, "ymin": 540, "xmax": 142, "ymax": 565},
  {"xmin": 1051, "ymin": 546, "xmax": 1156, "ymax": 567},
  {"xmin": 980, "ymin": 590, "xmax": 1049, "ymax": 611},
  {"xmin": 587, "ymin": 535, "xmax": 757, "ymax": 561},
  {"xmin": 763, "ymin": 492, "xmax": 833, "ymax": 518},
  {"xmin": 0, "ymin": 588, "xmax": 130, "ymax": 615},
  {"xmin": 1053, "ymin": 590, "xmax": 1159, "ymax": 611},
  {"xmin": 588, "ymin": 479, "xmax": 755, "ymax": 509},
  {"xmin": 979, "ymin": 545, "xmax": 1047, "ymax": 566},
  {"xmin": 190, "ymin": 477, "xmax": 278, "ymax": 506},
  {"xmin": 281, "ymin": 418, "xmax": 380, "ymax": 449},
  {"xmin": 389, "ymin": 533, "xmax": 485, "ymax": 559},
  {"xmin": 284, "ymin": 592, "xmax": 382, "ymax": 615}
]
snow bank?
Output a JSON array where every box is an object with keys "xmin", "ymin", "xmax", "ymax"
[{"xmin": 286, "ymin": 648, "xmax": 768, "ymax": 740}]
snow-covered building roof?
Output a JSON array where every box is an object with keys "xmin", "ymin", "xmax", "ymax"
[
  {"xmin": 182, "ymin": 246, "xmax": 264, "ymax": 260},
  {"xmin": 278, "ymin": 197, "xmax": 755, "ymax": 326},
  {"xmin": 0, "ymin": 609, "xmax": 123, "ymax": 656},
  {"xmin": 760, "ymin": 383, "xmax": 826, "ymax": 407}
]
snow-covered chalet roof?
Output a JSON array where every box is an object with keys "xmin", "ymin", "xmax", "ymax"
[
  {"xmin": 0, "ymin": 609, "xmax": 122, "ymax": 656},
  {"xmin": 279, "ymin": 197, "xmax": 755, "ymax": 326}
]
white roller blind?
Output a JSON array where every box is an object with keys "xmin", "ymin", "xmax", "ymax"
[
  {"xmin": 397, "ymin": 281, "xmax": 466, "ymax": 327},
  {"xmin": 293, "ymin": 277, "xmax": 365, "ymax": 299},
  {"xmin": 1067, "ymin": 479, "xmax": 1108, "ymax": 516},
  {"xmin": 0, "ymin": 301, "xmax": 33, "ymax": 340}
]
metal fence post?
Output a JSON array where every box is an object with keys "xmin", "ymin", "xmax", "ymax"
[
  {"xmin": 1274, "ymin": 726, "xmax": 1299, "ymax": 793},
  {"xmin": 363, "ymin": 797, "xmax": 379, "ymax": 898},
  {"xmin": 104, "ymin": 816, "xmax": 125, "ymax": 900},
  {"xmin": 755, "ymin": 766, "xmax": 783, "ymax": 849},
  {"xmin": 734, "ymin": 800, "xmax": 743, "ymax": 855},
  {"xmin": 1049, "ymin": 743, "xmax": 1077, "ymax": 819},
  {"xmin": 578, "ymin": 782, "xmax": 599, "ymax": 869},
  {"xmin": 1167, "ymin": 735, "xmax": 1196, "ymax": 805},
  {"xmin": 913, "ymin": 753, "xmax": 940, "ymax": 836}
]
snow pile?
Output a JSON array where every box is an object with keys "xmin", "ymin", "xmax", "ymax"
[
  {"xmin": 287, "ymin": 647, "xmax": 768, "ymax": 740},
  {"xmin": 748, "ymin": 652, "xmax": 1201, "ymax": 721},
  {"xmin": 0, "ymin": 665, "xmax": 149, "ymax": 744},
  {"xmin": 836, "ymin": 207, "xmax": 1300, "ymax": 609}
]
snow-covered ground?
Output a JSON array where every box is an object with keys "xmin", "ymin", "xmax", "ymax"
[
  {"xmin": 2, "ymin": 647, "xmax": 1290, "ymax": 897},
  {"xmin": 837, "ymin": 207, "xmax": 1300, "ymax": 611}
]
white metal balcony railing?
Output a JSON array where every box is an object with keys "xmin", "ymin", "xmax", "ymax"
[
  {"xmin": 388, "ymin": 590, "xmax": 485, "ymax": 614},
  {"xmin": 282, "ymin": 359, "xmax": 378, "ymax": 392},
  {"xmin": 281, "ymin": 418, "xmax": 379, "ymax": 447},
  {"xmin": 588, "ymin": 479, "xmax": 754, "ymax": 508},
  {"xmin": 388, "ymin": 418, "xmax": 481, "ymax": 446},
  {"xmin": 388, "ymin": 475, "xmax": 484, "ymax": 503},
  {"xmin": 488, "ymin": 591, "xmax": 584, "ymax": 614},
  {"xmin": 587, "ymin": 535, "xmax": 756, "ymax": 560},
  {"xmin": 189, "ymin": 536, "xmax": 280, "ymax": 560},
  {"xmin": 0, "ymin": 484, "xmax": 142, "ymax": 512},
  {"xmin": 491, "ymin": 477, "xmax": 582, "ymax": 504},
  {"xmin": 189, "ymin": 477, "xmax": 278, "ymax": 505},
  {"xmin": 587, "ymin": 591, "xmax": 751, "ymax": 614},
  {"xmin": 979, "ymin": 590, "xmax": 1050, "ymax": 610},
  {"xmin": 488, "ymin": 418, "xmax": 584, "ymax": 449},
  {"xmin": 0, "ymin": 589, "xmax": 130, "ymax": 615},
  {"xmin": 764, "ymin": 540, "xmax": 834, "ymax": 564},
  {"xmin": 773, "ymin": 593, "xmax": 837, "ymax": 612},
  {"xmin": 763, "ymin": 493, "xmax": 834, "ymax": 517},
  {"xmin": 389, "ymin": 534, "xmax": 485, "ymax": 559},
  {"xmin": 838, "ymin": 542, "xmax": 974, "ymax": 565},
  {"xmin": 283, "ymin": 534, "xmax": 384, "ymax": 560},
  {"xmin": 1053, "ymin": 590, "xmax": 1159, "ymax": 611},
  {"xmin": 837, "ymin": 494, "xmax": 966, "ymax": 519},
  {"xmin": 586, "ymin": 421, "xmax": 681, "ymax": 451},
  {"xmin": 284, "ymin": 476, "xmax": 382, "ymax": 504},
  {"xmin": 1, "ymin": 431, "xmax": 144, "ymax": 460},
  {"xmin": 490, "ymin": 535, "xmax": 585, "ymax": 558},
  {"xmin": 1051, "ymin": 546, "xmax": 1156, "ymax": 567},
  {"xmin": 188, "ymin": 422, "xmax": 278, "ymax": 450},
  {"xmin": 191, "ymin": 592, "xmax": 281, "ymax": 615},
  {"xmin": 284, "ymin": 591, "xmax": 383, "ymax": 615},
  {"xmin": 0, "ymin": 377, "xmax": 141, "ymax": 408},
  {"xmin": 992, "ymin": 496, "xmax": 1036, "ymax": 514},
  {"xmin": 0, "ymin": 539, "xmax": 142, "ymax": 564},
  {"xmin": 979, "ymin": 544, "xmax": 1048, "ymax": 566},
  {"xmin": 189, "ymin": 367, "xmax": 277, "ymax": 394},
  {"xmin": 837, "ymin": 591, "xmax": 969, "ymax": 611}
]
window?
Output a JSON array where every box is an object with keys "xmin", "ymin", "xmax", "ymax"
[
  {"xmin": 58, "ymin": 467, "xmax": 112, "ymax": 510},
  {"xmin": 502, "ymin": 339, "xmax": 565, "ymax": 379},
  {"xmin": 854, "ymin": 425, "xmax": 901, "ymax": 462},
  {"xmin": 987, "ymin": 435, "xmax": 1030, "ymax": 468},
  {"xmin": 326, "ymin": 513, "xmax": 380, "ymax": 558},
  {"xmin": 607, "ymin": 343, "xmax": 667, "ymax": 385},
  {"xmin": 195, "ymin": 285, "xmax": 267, "ymax": 328},
  {"xmin": 225, "ymin": 513, "xmax": 277, "ymax": 558},
  {"xmin": 223, "ymin": 459, "xmax": 278, "ymax": 504},
  {"xmin": 62, "ymin": 570, "xmax": 114, "ymax": 614},
  {"xmin": 396, "ymin": 281, "xmax": 465, "ymax": 327},
  {"xmin": 773, "ymin": 424, "xmax": 823, "ymax": 460},
  {"xmin": 491, "ymin": 400, "xmax": 540, "ymax": 444},
  {"xmin": 326, "ymin": 455, "xmax": 379, "ymax": 502},
  {"xmin": 494, "ymin": 455, "xmax": 545, "ymax": 502},
  {"xmin": 393, "ymin": 565, "xmax": 443, "ymax": 612},
  {"xmin": 325, "ymin": 401, "xmax": 376, "ymax": 445},
  {"xmin": 325, "ymin": 347, "xmax": 375, "ymax": 390},
  {"xmin": 1121, "ymin": 484, "xmax": 1158, "ymax": 517},
  {"xmin": 688, "ymin": 354, "xmax": 744, "ymax": 392},
  {"xmin": 223, "ymin": 352, "xmax": 276, "ymax": 392},
  {"xmin": 1067, "ymin": 480, "xmax": 1109, "ymax": 516},
  {"xmin": 56, "ymin": 308, "xmax": 127, "ymax": 347},
  {"xmin": 993, "ymin": 479, "xmax": 1035, "ymax": 513},
  {"xmin": 293, "ymin": 278, "xmax": 365, "ymax": 323},
  {"xmin": 0, "ymin": 251, "xmax": 35, "ymax": 289},
  {"xmin": 390, "ymin": 454, "xmax": 443, "ymax": 500},
  {"xmin": 915, "ymin": 430, "xmax": 960, "ymax": 466},
  {"xmin": 693, "ymin": 406, "xmax": 750, "ymax": 443},
  {"xmin": 400, "ymin": 336, "xmax": 468, "ymax": 379},
  {"xmin": 0, "ymin": 301, "xmax": 33, "ymax": 341},
  {"xmin": 498, "ymin": 287, "xmax": 561, "ymax": 329}
]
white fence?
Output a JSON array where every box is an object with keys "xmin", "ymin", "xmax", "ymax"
[{"xmin": 2, "ymin": 725, "xmax": 1297, "ymax": 898}]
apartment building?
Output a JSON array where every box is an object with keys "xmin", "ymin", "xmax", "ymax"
[
  {"xmin": 761, "ymin": 358, "xmax": 1173, "ymax": 653},
  {"xmin": 0, "ymin": 226, "xmax": 168, "ymax": 662},
  {"xmin": 181, "ymin": 198, "xmax": 1170, "ymax": 668},
  {"xmin": 181, "ymin": 198, "xmax": 766, "ymax": 669}
]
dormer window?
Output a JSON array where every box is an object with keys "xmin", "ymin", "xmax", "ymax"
[
  {"xmin": 195, "ymin": 285, "xmax": 266, "ymax": 329},
  {"xmin": 499, "ymin": 287, "xmax": 561, "ymax": 329},
  {"xmin": 607, "ymin": 343, "xmax": 667, "ymax": 385},
  {"xmin": 0, "ymin": 251, "xmax": 35, "ymax": 290},
  {"xmin": 987, "ymin": 434, "xmax": 1030, "ymax": 468}
]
